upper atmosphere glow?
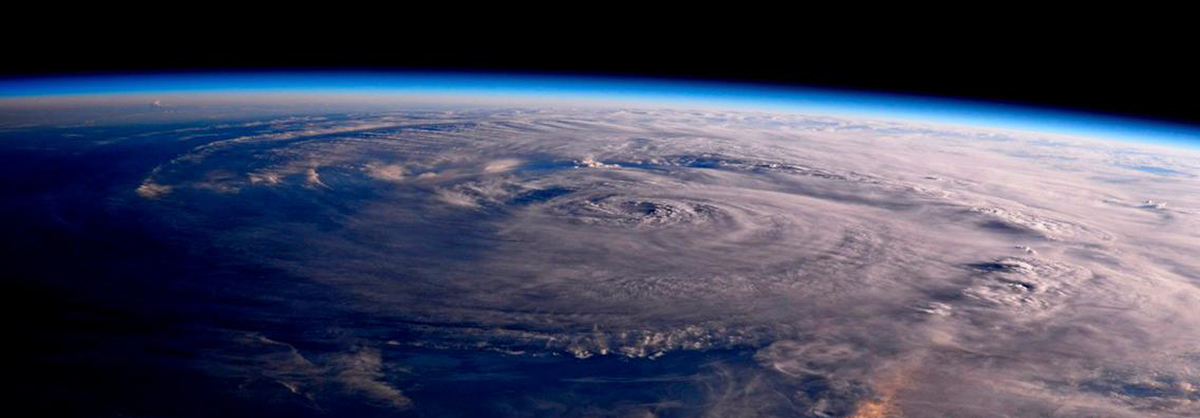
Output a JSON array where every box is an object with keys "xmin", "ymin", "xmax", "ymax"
[{"xmin": 1, "ymin": 71, "xmax": 1196, "ymax": 148}]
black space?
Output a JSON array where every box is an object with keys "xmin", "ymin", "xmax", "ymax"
[{"xmin": 5, "ymin": 20, "xmax": 1196, "ymax": 126}]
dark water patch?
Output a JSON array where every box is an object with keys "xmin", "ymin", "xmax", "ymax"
[
  {"xmin": 0, "ymin": 148, "xmax": 362, "ymax": 418},
  {"xmin": 642, "ymin": 154, "xmax": 853, "ymax": 182},
  {"xmin": 967, "ymin": 261, "xmax": 1029, "ymax": 273},
  {"xmin": 389, "ymin": 346, "xmax": 810, "ymax": 418},
  {"xmin": 400, "ymin": 122, "xmax": 480, "ymax": 132},
  {"xmin": 514, "ymin": 159, "xmax": 583, "ymax": 172},
  {"xmin": 1077, "ymin": 373, "xmax": 1200, "ymax": 404},
  {"xmin": 978, "ymin": 220, "xmax": 1037, "ymax": 236},
  {"xmin": 510, "ymin": 187, "xmax": 574, "ymax": 205},
  {"xmin": 1125, "ymin": 165, "xmax": 1189, "ymax": 176}
]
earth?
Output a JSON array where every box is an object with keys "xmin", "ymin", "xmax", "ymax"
[{"xmin": 2, "ymin": 83, "xmax": 1199, "ymax": 417}]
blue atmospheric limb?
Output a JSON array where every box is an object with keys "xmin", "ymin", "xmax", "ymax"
[{"xmin": 0, "ymin": 71, "xmax": 1196, "ymax": 147}]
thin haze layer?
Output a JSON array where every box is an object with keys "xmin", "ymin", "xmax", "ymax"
[{"xmin": 3, "ymin": 73, "xmax": 1199, "ymax": 146}]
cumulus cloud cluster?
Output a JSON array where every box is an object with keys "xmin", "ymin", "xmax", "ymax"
[
  {"xmin": 196, "ymin": 331, "xmax": 411, "ymax": 412},
  {"xmin": 135, "ymin": 107, "xmax": 1200, "ymax": 416}
]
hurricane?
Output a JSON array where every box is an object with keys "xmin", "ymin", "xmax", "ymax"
[{"xmin": 3, "ymin": 75, "xmax": 1200, "ymax": 417}]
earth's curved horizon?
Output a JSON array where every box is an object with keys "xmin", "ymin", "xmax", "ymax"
[{"xmin": 3, "ymin": 74, "xmax": 1200, "ymax": 417}]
